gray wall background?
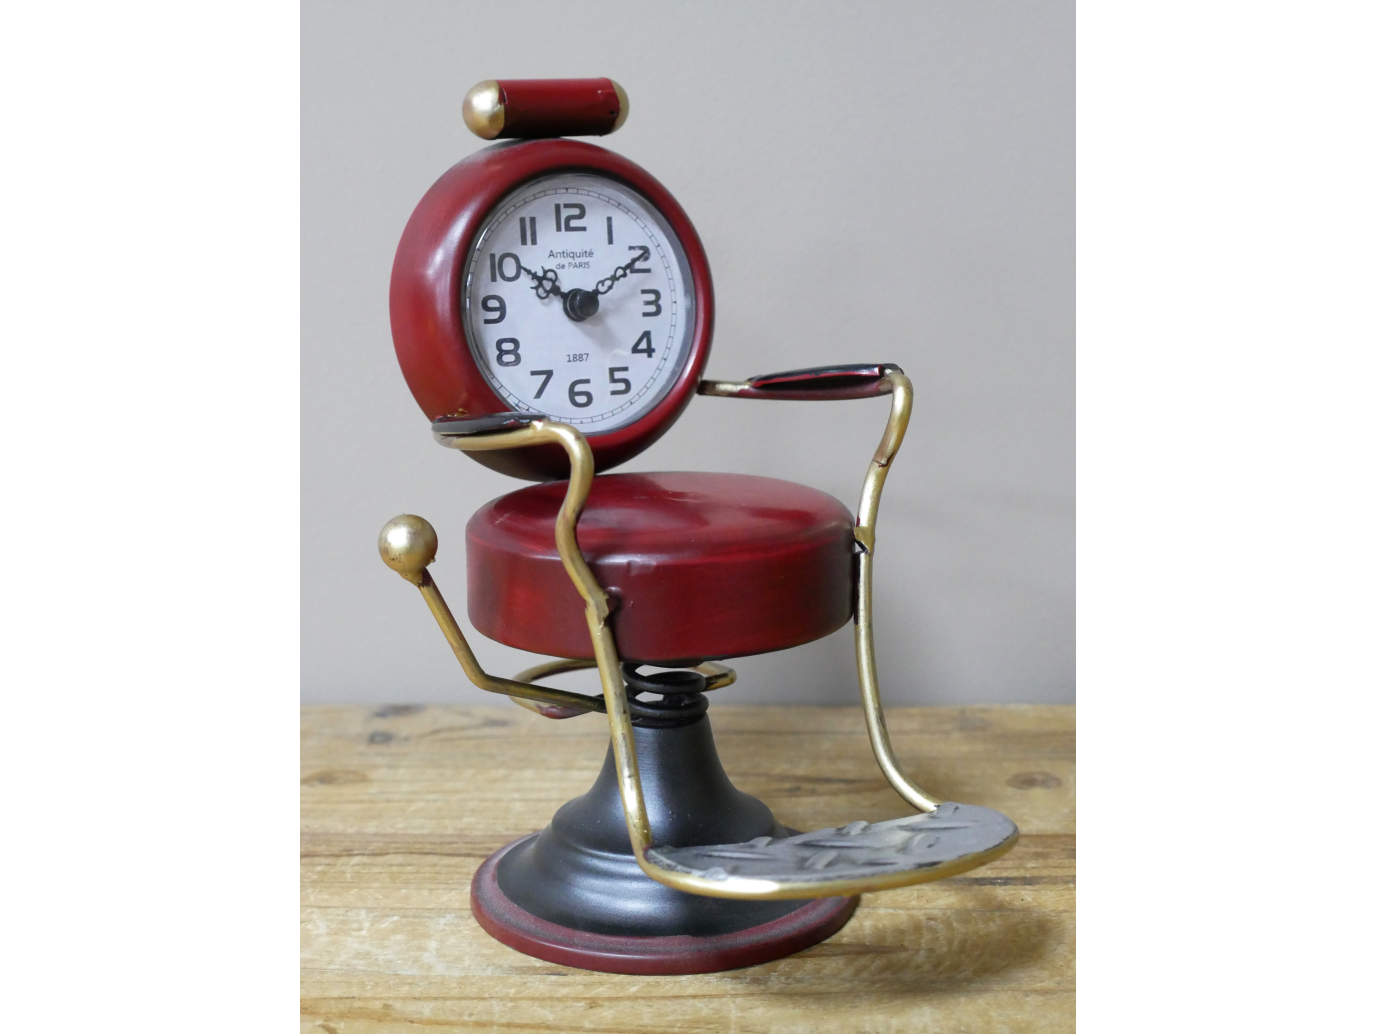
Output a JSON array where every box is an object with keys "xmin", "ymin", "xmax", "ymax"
[{"xmin": 302, "ymin": 0, "xmax": 1073, "ymax": 706}]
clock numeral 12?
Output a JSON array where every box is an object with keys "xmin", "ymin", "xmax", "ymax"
[{"xmin": 554, "ymin": 203, "xmax": 586, "ymax": 233}]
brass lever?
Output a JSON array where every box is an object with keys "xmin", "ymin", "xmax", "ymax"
[
  {"xmin": 378, "ymin": 514, "xmax": 608, "ymax": 716},
  {"xmin": 379, "ymin": 519, "xmax": 736, "ymax": 719}
]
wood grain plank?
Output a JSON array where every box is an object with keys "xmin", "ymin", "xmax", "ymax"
[{"xmin": 302, "ymin": 704, "xmax": 1074, "ymax": 1033}]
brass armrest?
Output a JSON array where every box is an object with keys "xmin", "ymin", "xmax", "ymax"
[
  {"xmin": 698, "ymin": 363, "xmax": 938, "ymax": 814},
  {"xmin": 698, "ymin": 362, "xmax": 901, "ymax": 401}
]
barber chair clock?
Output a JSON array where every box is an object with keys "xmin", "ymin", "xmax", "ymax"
[{"xmin": 379, "ymin": 78, "xmax": 1018, "ymax": 974}]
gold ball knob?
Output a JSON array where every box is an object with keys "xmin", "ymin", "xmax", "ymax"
[
  {"xmin": 462, "ymin": 80, "xmax": 504, "ymax": 139},
  {"xmin": 378, "ymin": 515, "xmax": 438, "ymax": 584}
]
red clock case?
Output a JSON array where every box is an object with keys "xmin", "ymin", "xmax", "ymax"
[{"xmin": 390, "ymin": 139, "xmax": 715, "ymax": 481}]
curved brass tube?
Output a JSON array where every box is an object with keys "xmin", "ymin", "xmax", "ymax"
[
  {"xmin": 852, "ymin": 372, "xmax": 940, "ymax": 812},
  {"xmin": 698, "ymin": 368, "xmax": 940, "ymax": 812},
  {"xmin": 429, "ymin": 421, "xmax": 656, "ymax": 870},
  {"xmin": 704, "ymin": 368, "xmax": 941, "ymax": 815}
]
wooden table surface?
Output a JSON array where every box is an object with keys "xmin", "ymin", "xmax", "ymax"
[{"xmin": 302, "ymin": 704, "xmax": 1074, "ymax": 1033}]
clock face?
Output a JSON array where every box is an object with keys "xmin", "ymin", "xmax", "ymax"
[{"xmin": 462, "ymin": 173, "xmax": 696, "ymax": 434}]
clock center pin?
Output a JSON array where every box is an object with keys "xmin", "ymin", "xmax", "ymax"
[{"xmin": 561, "ymin": 288, "xmax": 599, "ymax": 322}]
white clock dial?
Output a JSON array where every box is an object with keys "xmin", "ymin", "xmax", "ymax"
[{"xmin": 462, "ymin": 173, "xmax": 696, "ymax": 433}]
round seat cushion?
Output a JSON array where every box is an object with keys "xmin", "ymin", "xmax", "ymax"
[{"xmin": 466, "ymin": 472, "xmax": 856, "ymax": 664}]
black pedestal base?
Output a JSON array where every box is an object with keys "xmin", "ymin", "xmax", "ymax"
[
  {"xmin": 471, "ymin": 712, "xmax": 858, "ymax": 972},
  {"xmin": 473, "ymin": 837, "xmax": 858, "ymax": 974}
]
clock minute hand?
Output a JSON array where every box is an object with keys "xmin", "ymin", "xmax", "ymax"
[
  {"xmin": 541, "ymin": 251, "xmax": 644, "ymax": 324},
  {"xmin": 594, "ymin": 251, "xmax": 645, "ymax": 297},
  {"xmin": 519, "ymin": 252, "xmax": 640, "ymax": 323}
]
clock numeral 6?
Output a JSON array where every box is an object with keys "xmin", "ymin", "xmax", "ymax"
[
  {"xmin": 489, "ymin": 253, "xmax": 522, "ymax": 282},
  {"xmin": 640, "ymin": 289, "xmax": 661, "ymax": 317},
  {"xmin": 568, "ymin": 379, "xmax": 593, "ymax": 408},
  {"xmin": 480, "ymin": 295, "xmax": 506, "ymax": 324},
  {"xmin": 609, "ymin": 367, "xmax": 631, "ymax": 396},
  {"xmin": 495, "ymin": 338, "xmax": 521, "ymax": 367}
]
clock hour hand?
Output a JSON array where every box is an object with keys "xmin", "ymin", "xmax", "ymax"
[
  {"xmin": 520, "ymin": 262, "xmax": 599, "ymax": 322},
  {"xmin": 520, "ymin": 263, "xmax": 563, "ymax": 300}
]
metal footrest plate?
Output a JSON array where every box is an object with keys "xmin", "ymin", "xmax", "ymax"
[{"xmin": 646, "ymin": 802, "xmax": 1018, "ymax": 898}]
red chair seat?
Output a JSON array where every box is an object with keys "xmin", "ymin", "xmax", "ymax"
[{"xmin": 466, "ymin": 472, "xmax": 856, "ymax": 664}]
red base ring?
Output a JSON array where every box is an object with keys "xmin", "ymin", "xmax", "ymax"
[{"xmin": 470, "ymin": 835, "xmax": 859, "ymax": 974}]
